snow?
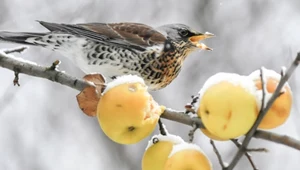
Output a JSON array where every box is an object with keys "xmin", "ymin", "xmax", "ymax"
[
  {"xmin": 248, "ymin": 68, "xmax": 282, "ymax": 83},
  {"xmin": 145, "ymin": 134, "xmax": 184, "ymax": 151},
  {"xmin": 102, "ymin": 75, "xmax": 146, "ymax": 94},
  {"xmin": 248, "ymin": 68, "xmax": 292, "ymax": 109},
  {"xmin": 281, "ymin": 66, "xmax": 287, "ymax": 76},
  {"xmin": 167, "ymin": 142, "xmax": 212, "ymax": 169},
  {"xmin": 188, "ymin": 112, "xmax": 199, "ymax": 118},
  {"xmin": 198, "ymin": 72, "xmax": 257, "ymax": 101}
]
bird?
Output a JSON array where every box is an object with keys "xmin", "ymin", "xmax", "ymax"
[{"xmin": 0, "ymin": 21, "xmax": 214, "ymax": 90}]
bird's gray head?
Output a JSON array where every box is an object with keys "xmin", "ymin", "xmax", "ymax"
[{"xmin": 157, "ymin": 24, "xmax": 214, "ymax": 51}]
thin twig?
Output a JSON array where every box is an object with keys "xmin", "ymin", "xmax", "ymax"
[
  {"xmin": 254, "ymin": 130, "xmax": 300, "ymax": 150},
  {"xmin": 226, "ymin": 53, "xmax": 300, "ymax": 170},
  {"xmin": 231, "ymin": 139, "xmax": 268, "ymax": 152},
  {"xmin": 160, "ymin": 108, "xmax": 205, "ymax": 128},
  {"xmin": 3, "ymin": 46, "xmax": 28, "ymax": 54},
  {"xmin": 47, "ymin": 60, "xmax": 61, "ymax": 70},
  {"xmin": 260, "ymin": 67, "xmax": 266, "ymax": 110},
  {"xmin": 13, "ymin": 68, "xmax": 20, "ymax": 86},
  {"xmin": 246, "ymin": 148, "xmax": 268, "ymax": 152},
  {"xmin": 185, "ymin": 95, "xmax": 199, "ymax": 114},
  {"xmin": 188, "ymin": 123, "xmax": 198, "ymax": 142},
  {"xmin": 158, "ymin": 119, "xmax": 167, "ymax": 136},
  {"xmin": 231, "ymin": 139, "xmax": 259, "ymax": 170},
  {"xmin": 210, "ymin": 140, "xmax": 226, "ymax": 169},
  {"xmin": 0, "ymin": 46, "xmax": 299, "ymax": 151}
]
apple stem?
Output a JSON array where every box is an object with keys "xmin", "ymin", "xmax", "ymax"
[{"xmin": 158, "ymin": 119, "xmax": 167, "ymax": 136}]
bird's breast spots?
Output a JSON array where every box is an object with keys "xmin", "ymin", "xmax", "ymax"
[
  {"xmin": 98, "ymin": 61, "xmax": 109, "ymax": 66},
  {"xmin": 109, "ymin": 56, "xmax": 115, "ymax": 61},
  {"xmin": 150, "ymin": 52, "xmax": 156, "ymax": 59},
  {"xmin": 148, "ymin": 71, "xmax": 156, "ymax": 78},
  {"xmin": 142, "ymin": 58, "xmax": 149, "ymax": 64},
  {"xmin": 173, "ymin": 67, "xmax": 181, "ymax": 76},
  {"xmin": 98, "ymin": 53, "xmax": 105, "ymax": 59},
  {"xmin": 151, "ymin": 61, "xmax": 159, "ymax": 69},
  {"xmin": 86, "ymin": 52, "xmax": 97, "ymax": 60},
  {"xmin": 154, "ymin": 72, "xmax": 162, "ymax": 79},
  {"xmin": 95, "ymin": 45, "xmax": 105, "ymax": 53},
  {"xmin": 92, "ymin": 60, "xmax": 98, "ymax": 65},
  {"xmin": 140, "ymin": 63, "xmax": 146, "ymax": 69},
  {"xmin": 110, "ymin": 63, "xmax": 120, "ymax": 66},
  {"xmin": 87, "ymin": 53, "xmax": 91, "ymax": 60}
]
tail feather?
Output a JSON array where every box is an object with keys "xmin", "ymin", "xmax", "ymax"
[{"xmin": 0, "ymin": 31, "xmax": 46, "ymax": 45}]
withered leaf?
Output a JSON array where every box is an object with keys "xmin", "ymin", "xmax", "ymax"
[
  {"xmin": 76, "ymin": 74, "xmax": 106, "ymax": 117},
  {"xmin": 83, "ymin": 74, "xmax": 106, "ymax": 96}
]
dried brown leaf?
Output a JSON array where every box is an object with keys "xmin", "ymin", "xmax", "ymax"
[
  {"xmin": 83, "ymin": 74, "xmax": 106, "ymax": 95},
  {"xmin": 76, "ymin": 74, "xmax": 106, "ymax": 117}
]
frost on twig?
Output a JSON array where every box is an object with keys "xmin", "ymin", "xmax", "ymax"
[{"xmin": 188, "ymin": 122, "xmax": 198, "ymax": 142}]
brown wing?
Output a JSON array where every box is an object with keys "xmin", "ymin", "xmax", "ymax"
[
  {"xmin": 80, "ymin": 23, "xmax": 166, "ymax": 46},
  {"xmin": 38, "ymin": 21, "xmax": 166, "ymax": 51}
]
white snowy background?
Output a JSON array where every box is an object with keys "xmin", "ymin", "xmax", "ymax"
[{"xmin": 0, "ymin": 0, "xmax": 300, "ymax": 170}]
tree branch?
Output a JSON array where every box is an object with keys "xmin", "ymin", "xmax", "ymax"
[
  {"xmin": 0, "ymin": 49, "xmax": 89, "ymax": 91},
  {"xmin": 226, "ymin": 52, "xmax": 300, "ymax": 170},
  {"xmin": 254, "ymin": 130, "xmax": 300, "ymax": 150},
  {"xmin": 0, "ymin": 46, "xmax": 299, "ymax": 153}
]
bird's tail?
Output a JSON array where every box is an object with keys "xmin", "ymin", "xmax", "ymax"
[{"xmin": 0, "ymin": 31, "xmax": 46, "ymax": 45}]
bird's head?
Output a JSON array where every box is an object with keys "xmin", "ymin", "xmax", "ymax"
[{"xmin": 157, "ymin": 24, "xmax": 214, "ymax": 52}]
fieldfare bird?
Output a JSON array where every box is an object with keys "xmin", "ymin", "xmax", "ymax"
[{"xmin": 0, "ymin": 21, "xmax": 214, "ymax": 90}]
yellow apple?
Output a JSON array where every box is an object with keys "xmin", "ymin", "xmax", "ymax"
[
  {"xmin": 142, "ymin": 134, "xmax": 184, "ymax": 170},
  {"xmin": 164, "ymin": 142, "xmax": 212, "ymax": 170},
  {"xmin": 197, "ymin": 73, "xmax": 258, "ymax": 139},
  {"xmin": 200, "ymin": 128, "xmax": 228, "ymax": 141},
  {"xmin": 97, "ymin": 75, "xmax": 164, "ymax": 144},
  {"xmin": 249, "ymin": 69, "xmax": 293, "ymax": 129}
]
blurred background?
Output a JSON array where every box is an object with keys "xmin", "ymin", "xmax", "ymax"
[{"xmin": 0, "ymin": 0, "xmax": 300, "ymax": 169}]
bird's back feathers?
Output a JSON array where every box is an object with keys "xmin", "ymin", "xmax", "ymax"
[{"xmin": 0, "ymin": 21, "xmax": 168, "ymax": 52}]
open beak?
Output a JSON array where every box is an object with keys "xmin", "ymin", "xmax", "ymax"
[{"xmin": 189, "ymin": 32, "xmax": 215, "ymax": 51}]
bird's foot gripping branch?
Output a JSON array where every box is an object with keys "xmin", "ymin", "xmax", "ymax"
[{"xmin": 0, "ymin": 46, "xmax": 300, "ymax": 170}]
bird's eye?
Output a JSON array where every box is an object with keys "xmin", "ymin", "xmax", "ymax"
[{"xmin": 179, "ymin": 29, "xmax": 189, "ymax": 37}]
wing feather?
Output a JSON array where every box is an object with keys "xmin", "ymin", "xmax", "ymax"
[{"xmin": 38, "ymin": 21, "xmax": 166, "ymax": 51}]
